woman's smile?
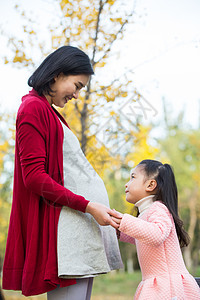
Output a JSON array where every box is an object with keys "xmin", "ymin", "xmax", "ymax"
[
  {"xmin": 44, "ymin": 74, "xmax": 90, "ymax": 108},
  {"xmin": 64, "ymin": 96, "xmax": 72, "ymax": 103}
]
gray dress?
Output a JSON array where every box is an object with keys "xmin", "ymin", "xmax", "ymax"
[{"xmin": 57, "ymin": 121, "xmax": 123, "ymax": 278}]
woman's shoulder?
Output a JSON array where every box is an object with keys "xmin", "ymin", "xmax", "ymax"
[
  {"xmin": 18, "ymin": 89, "xmax": 49, "ymax": 116},
  {"xmin": 16, "ymin": 90, "xmax": 53, "ymax": 131}
]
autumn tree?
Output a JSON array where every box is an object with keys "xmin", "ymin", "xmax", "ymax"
[{"xmin": 1, "ymin": 0, "xmax": 154, "ymax": 170}]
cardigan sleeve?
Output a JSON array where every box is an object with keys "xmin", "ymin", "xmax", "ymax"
[
  {"xmin": 119, "ymin": 202, "xmax": 173, "ymax": 246},
  {"xmin": 120, "ymin": 231, "xmax": 136, "ymax": 245},
  {"xmin": 16, "ymin": 109, "xmax": 89, "ymax": 213}
]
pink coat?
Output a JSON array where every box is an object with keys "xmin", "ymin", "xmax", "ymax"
[{"xmin": 119, "ymin": 201, "xmax": 200, "ymax": 299}]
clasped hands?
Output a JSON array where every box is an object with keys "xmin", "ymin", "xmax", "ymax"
[{"xmin": 85, "ymin": 202, "xmax": 123, "ymax": 229}]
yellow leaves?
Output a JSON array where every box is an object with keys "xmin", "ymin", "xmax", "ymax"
[
  {"xmin": 85, "ymin": 37, "xmax": 96, "ymax": 49},
  {"xmin": 107, "ymin": 0, "xmax": 116, "ymax": 5},
  {"xmin": 124, "ymin": 198, "xmax": 138, "ymax": 215},
  {"xmin": 111, "ymin": 33, "xmax": 117, "ymax": 40},
  {"xmin": 121, "ymin": 92, "xmax": 128, "ymax": 98},
  {"xmin": 100, "ymin": 85, "xmax": 118, "ymax": 102},
  {"xmin": 12, "ymin": 49, "xmax": 33, "ymax": 65},
  {"xmin": 0, "ymin": 196, "xmax": 11, "ymax": 251},
  {"xmin": 110, "ymin": 17, "xmax": 124, "ymax": 25},
  {"xmin": 0, "ymin": 217, "xmax": 8, "ymax": 228},
  {"xmin": 96, "ymin": 85, "xmax": 128, "ymax": 103},
  {"xmin": 86, "ymin": 142, "xmax": 117, "ymax": 178},
  {"xmin": 95, "ymin": 61, "xmax": 106, "ymax": 68},
  {"xmin": 110, "ymin": 111, "xmax": 115, "ymax": 116},
  {"xmin": 0, "ymin": 141, "xmax": 9, "ymax": 153},
  {"xmin": 0, "ymin": 141, "xmax": 9, "ymax": 173},
  {"xmin": 51, "ymin": 34, "xmax": 66, "ymax": 49},
  {"xmin": 125, "ymin": 124, "xmax": 159, "ymax": 167},
  {"xmin": 59, "ymin": 0, "xmax": 68, "ymax": 11},
  {"xmin": 23, "ymin": 26, "xmax": 36, "ymax": 35},
  {"xmin": 192, "ymin": 173, "xmax": 199, "ymax": 184},
  {"xmin": 4, "ymin": 58, "xmax": 9, "ymax": 64},
  {"xmin": 60, "ymin": 0, "xmax": 98, "ymax": 25},
  {"xmin": 4, "ymin": 36, "xmax": 34, "ymax": 66},
  {"xmin": 0, "ymin": 112, "xmax": 14, "ymax": 260}
]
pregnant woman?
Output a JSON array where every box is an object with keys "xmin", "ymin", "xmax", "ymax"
[{"xmin": 2, "ymin": 46, "xmax": 123, "ymax": 300}]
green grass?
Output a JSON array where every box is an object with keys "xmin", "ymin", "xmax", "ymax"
[
  {"xmin": 1, "ymin": 271, "xmax": 141, "ymax": 299},
  {"xmin": 92, "ymin": 271, "xmax": 142, "ymax": 296}
]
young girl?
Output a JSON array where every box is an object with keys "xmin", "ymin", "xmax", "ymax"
[{"xmin": 114, "ymin": 159, "xmax": 200, "ymax": 299}]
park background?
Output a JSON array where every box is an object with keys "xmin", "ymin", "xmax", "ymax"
[{"xmin": 0, "ymin": 0, "xmax": 200, "ymax": 299}]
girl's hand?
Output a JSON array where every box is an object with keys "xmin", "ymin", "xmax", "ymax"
[
  {"xmin": 85, "ymin": 202, "xmax": 122, "ymax": 229},
  {"xmin": 111, "ymin": 216, "xmax": 122, "ymax": 227},
  {"xmin": 111, "ymin": 209, "xmax": 123, "ymax": 226}
]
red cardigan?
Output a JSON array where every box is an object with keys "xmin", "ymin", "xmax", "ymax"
[{"xmin": 2, "ymin": 89, "xmax": 89, "ymax": 296}]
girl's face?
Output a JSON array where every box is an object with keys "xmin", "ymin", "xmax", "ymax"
[
  {"xmin": 125, "ymin": 165, "xmax": 152, "ymax": 204},
  {"xmin": 45, "ymin": 73, "xmax": 90, "ymax": 108}
]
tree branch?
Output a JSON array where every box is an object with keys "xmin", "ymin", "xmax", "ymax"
[
  {"xmin": 74, "ymin": 101, "xmax": 81, "ymax": 114},
  {"xmin": 93, "ymin": 16, "xmax": 131, "ymax": 66},
  {"xmin": 90, "ymin": 68, "xmax": 134, "ymax": 94},
  {"xmin": 91, "ymin": 0, "xmax": 104, "ymax": 65}
]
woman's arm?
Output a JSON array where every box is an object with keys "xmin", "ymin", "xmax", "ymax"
[{"xmin": 18, "ymin": 121, "xmax": 89, "ymax": 212}]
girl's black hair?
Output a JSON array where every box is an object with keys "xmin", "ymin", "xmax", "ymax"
[
  {"xmin": 28, "ymin": 46, "xmax": 94, "ymax": 96},
  {"xmin": 138, "ymin": 159, "xmax": 190, "ymax": 248}
]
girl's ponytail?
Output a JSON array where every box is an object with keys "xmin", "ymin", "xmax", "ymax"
[{"xmin": 139, "ymin": 160, "xmax": 190, "ymax": 248}]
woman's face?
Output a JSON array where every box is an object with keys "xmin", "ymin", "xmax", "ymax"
[{"xmin": 46, "ymin": 73, "xmax": 90, "ymax": 107}]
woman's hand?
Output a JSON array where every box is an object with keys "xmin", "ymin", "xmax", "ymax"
[{"xmin": 85, "ymin": 202, "xmax": 122, "ymax": 229}]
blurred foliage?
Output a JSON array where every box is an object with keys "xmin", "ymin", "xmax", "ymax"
[
  {"xmin": 159, "ymin": 116, "xmax": 200, "ymax": 272},
  {"xmin": 0, "ymin": 112, "xmax": 15, "ymax": 270}
]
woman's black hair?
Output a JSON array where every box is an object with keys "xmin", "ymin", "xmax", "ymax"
[
  {"xmin": 138, "ymin": 159, "xmax": 190, "ymax": 248},
  {"xmin": 28, "ymin": 46, "xmax": 94, "ymax": 96}
]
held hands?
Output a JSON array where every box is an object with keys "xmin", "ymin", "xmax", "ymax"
[
  {"xmin": 85, "ymin": 202, "xmax": 123, "ymax": 229},
  {"xmin": 111, "ymin": 209, "xmax": 123, "ymax": 227},
  {"xmin": 111, "ymin": 209, "xmax": 123, "ymax": 239}
]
